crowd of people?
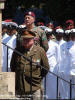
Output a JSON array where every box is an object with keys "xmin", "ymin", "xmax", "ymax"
[{"xmin": 2, "ymin": 11, "xmax": 75, "ymax": 99}]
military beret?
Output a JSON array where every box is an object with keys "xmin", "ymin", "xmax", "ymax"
[
  {"xmin": 36, "ymin": 22, "xmax": 44, "ymax": 26},
  {"xmin": 46, "ymin": 22, "xmax": 54, "ymax": 29},
  {"xmin": 65, "ymin": 20, "xmax": 74, "ymax": 25},
  {"xmin": 25, "ymin": 11, "xmax": 35, "ymax": 18}
]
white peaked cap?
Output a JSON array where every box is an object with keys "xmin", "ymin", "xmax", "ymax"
[
  {"xmin": 70, "ymin": 29, "xmax": 75, "ymax": 33},
  {"xmin": 39, "ymin": 26, "xmax": 49, "ymax": 30},
  {"xmin": 8, "ymin": 22, "xmax": 18, "ymax": 27},
  {"xmin": 45, "ymin": 28, "xmax": 52, "ymax": 32},
  {"xmin": 2, "ymin": 21, "xmax": 9, "ymax": 26},
  {"xmin": 56, "ymin": 29, "xmax": 64, "ymax": 33},
  {"xmin": 2, "ymin": 21, "xmax": 6, "ymax": 25},
  {"xmin": 19, "ymin": 24, "xmax": 26, "ymax": 28},
  {"xmin": 2, "ymin": 21, "xmax": 18, "ymax": 27},
  {"xmin": 65, "ymin": 30, "xmax": 71, "ymax": 34}
]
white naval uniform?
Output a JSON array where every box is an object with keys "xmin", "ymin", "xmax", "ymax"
[
  {"xmin": 64, "ymin": 40, "xmax": 73, "ymax": 74},
  {"xmin": 56, "ymin": 39, "xmax": 68, "ymax": 99},
  {"xmin": 45, "ymin": 40, "xmax": 58, "ymax": 99},
  {"xmin": 7, "ymin": 34, "xmax": 16, "ymax": 72},
  {"xmin": 60, "ymin": 40, "xmax": 73, "ymax": 99},
  {"xmin": 2, "ymin": 33, "xmax": 10, "ymax": 72},
  {"xmin": 68, "ymin": 41, "xmax": 75, "ymax": 98},
  {"xmin": 56, "ymin": 39, "xmax": 66, "ymax": 72}
]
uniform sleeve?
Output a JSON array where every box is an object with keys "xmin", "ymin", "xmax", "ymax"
[
  {"xmin": 41, "ymin": 30, "xmax": 49, "ymax": 52},
  {"xmin": 40, "ymin": 47, "xmax": 49, "ymax": 78}
]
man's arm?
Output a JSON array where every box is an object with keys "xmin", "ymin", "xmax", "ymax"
[{"xmin": 40, "ymin": 47, "xmax": 49, "ymax": 78}]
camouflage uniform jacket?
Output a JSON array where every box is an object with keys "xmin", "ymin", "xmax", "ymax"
[{"xmin": 10, "ymin": 45, "xmax": 49, "ymax": 94}]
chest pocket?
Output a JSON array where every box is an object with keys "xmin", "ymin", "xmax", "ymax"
[{"xmin": 20, "ymin": 51, "xmax": 40, "ymax": 71}]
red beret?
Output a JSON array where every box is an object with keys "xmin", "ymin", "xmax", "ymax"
[
  {"xmin": 66, "ymin": 20, "xmax": 74, "ymax": 25},
  {"xmin": 46, "ymin": 22, "xmax": 54, "ymax": 29},
  {"xmin": 25, "ymin": 11, "xmax": 35, "ymax": 18},
  {"xmin": 4, "ymin": 19, "xmax": 12, "ymax": 22},
  {"xmin": 55, "ymin": 26, "xmax": 62, "ymax": 30},
  {"xmin": 37, "ymin": 22, "xmax": 44, "ymax": 26}
]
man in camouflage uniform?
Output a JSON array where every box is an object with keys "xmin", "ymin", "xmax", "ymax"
[
  {"xmin": 24, "ymin": 11, "xmax": 49, "ymax": 52},
  {"xmin": 10, "ymin": 30, "xmax": 49, "ymax": 100}
]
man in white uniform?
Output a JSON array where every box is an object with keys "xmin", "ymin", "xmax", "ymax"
[
  {"xmin": 68, "ymin": 29, "xmax": 75, "ymax": 98},
  {"xmin": 61, "ymin": 29, "xmax": 72, "ymax": 99},
  {"xmin": 64, "ymin": 29, "xmax": 72, "ymax": 73},
  {"xmin": 2, "ymin": 25, "xmax": 10, "ymax": 72},
  {"xmin": 6, "ymin": 25, "xmax": 17, "ymax": 71},
  {"xmin": 44, "ymin": 28, "xmax": 58, "ymax": 99},
  {"xmin": 55, "ymin": 28, "xmax": 66, "ymax": 72},
  {"xmin": 55, "ymin": 28, "xmax": 67, "ymax": 99},
  {"xmin": 2, "ymin": 24, "xmax": 17, "ymax": 72}
]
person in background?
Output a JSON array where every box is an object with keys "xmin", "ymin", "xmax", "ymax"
[
  {"xmin": 10, "ymin": 30, "xmax": 49, "ymax": 100},
  {"xmin": 47, "ymin": 22, "xmax": 56, "ymax": 41},
  {"xmin": 65, "ymin": 19, "xmax": 74, "ymax": 30},
  {"xmin": 67, "ymin": 29, "xmax": 75, "ymax": 99},
  {"xmin": 2, "ymin": 25, "xmax": 10, "ymax": 72},
  {"xmin": 6, "ymin": 25, "xmax": 17, "ymax": 71},
  {"xmin": 64, "ymin": 30, "xmax": 71, "ymax": 42},
  {"xmin": 60, "ymin": 30, "xmax": 72, "ymax": 99},
  {"xmin": 46, "ymin": 22, "xmax": 54, "ymax": 30},
  {"xmin": 24, "ymin": 11, "xmax": 49, "ymax": 52},
  {"xmin": 2, "ymin": 25, "xmax": 8, "ymax": 35},
  {"xmin": 2, "ymin": 24, "xmax": 17, "ymax": 72},
  {"xmin": 36, "ymin": 22, "xmax": 44, "ymax": 26},
  {"xmin": 55, "ymin": 28, "xmax": 67, "ymax": 99},
  {"xmin": 44, "ymin": 28, "xmax": 58, "ymax": 99},
  {"xmin": 63, "ymin": 29, "xmax": 75, "ymax": 99}
]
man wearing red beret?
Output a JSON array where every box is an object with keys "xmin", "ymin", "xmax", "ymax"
[
  {"xmin": 24, "ymin": 11, "xmax": 49, "ymax": 52},
  {"xmin": 65, "ymin": 19, "xmax": 74, "ymax": 30},
  {"xmin": 36, "ymin": 22, "xmax": 44, "ymax": 26}
]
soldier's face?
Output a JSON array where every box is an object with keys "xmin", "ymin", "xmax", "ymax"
[
  {"xmin": 46, "ymin": 34, "xmax": 53, "ymax": 40},
  {"xmin": 25, "ymin": 15, "xmax": 35, "ymax": 26},
  {"xmin": 66, "ymin": 23, "xmax": 74, "ymax": 30},
  {"xmin": 22, "ymin": 38, "xmax": 34, "ymax": 49},
  {"xmin": 56, "ymin": 33, "xmax": 63, "ymax": 41}
]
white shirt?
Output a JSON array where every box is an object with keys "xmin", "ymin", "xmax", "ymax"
[
  {"xmin": 46, "ymin": 40, "xmax": 58, "ymax": 72},
  {"xmin": 7, "ymin": 34, "xmax": 16, "ymax": 71},
  {"xmin": 2, "ymin": 33, "xmax": 10, "ymax": 72},
  {"xmin": 2, "ymin": 34, "xmax": 16, "ymax": 72},
  {"xmin": 56, "ymin": 39, "xmax": 67, "ymax": 72},
  {"xmin": 64, "ymin": 40, "xmax": 73, "ymax": 75},
  {"xmin": 69, "ymin": 41, "xmax": 75, "ymax": 75}
]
